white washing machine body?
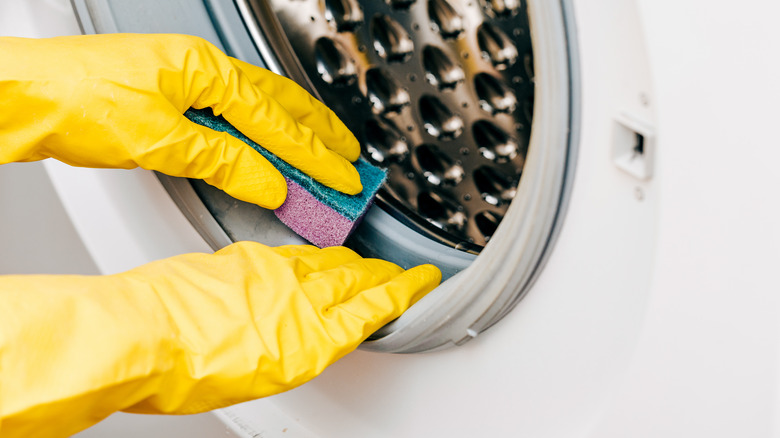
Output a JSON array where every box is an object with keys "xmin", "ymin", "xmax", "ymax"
[{"xmin": 4, "ymin": 0, "xmax": 780, "ymax": 437}]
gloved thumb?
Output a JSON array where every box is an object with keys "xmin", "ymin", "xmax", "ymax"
[{"xmin": 142, "ymin": 114, "xmax": 288, "ymax": 209}]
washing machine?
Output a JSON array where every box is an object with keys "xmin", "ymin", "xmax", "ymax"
[{"xmin": 3, "ymin": 0, "xmax": 780, "ymax": 436}]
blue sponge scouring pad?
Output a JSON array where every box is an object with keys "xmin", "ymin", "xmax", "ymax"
[{"xmin": 185, "ymin": 108, "xmax": 386, "ymax": 248}]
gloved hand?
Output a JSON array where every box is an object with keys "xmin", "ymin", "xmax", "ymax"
[
  {"xmin": 0, "ymin": 33, "xmax": 443, "ymax": 437},
  {"xmin": 0, "ymin": 33, "xmax": 362, "ymax": 208},
  {"xmin": 0, "ymin": 242, "xmax": 441, "ymax": 437}
]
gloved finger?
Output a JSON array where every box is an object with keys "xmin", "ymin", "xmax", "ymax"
[
  {"xmin": 328, "ymin": 264, "xmax": 442, "ymax": 340},
  {"xmin": 191, "ymin": 67, "xmax": 362, "ymax": 195},
  {"xmin": 229, "ymin": 57, "xmax": 360, "ymax": 162},
  {"xmin": 272, "ymin": 245, "xmax": 364, "ymax": 277},
  {"xmin": 147, "ymin": 115, "xmax": 288, "ymax": 208},
  {"xmin": 268, "ymin": 244, "xmax": 320, "ymax": 259},
  {"xmin": 301, "ymin": 258, "xmax": 405, "ymax": 312},
  {"xmin": 211, "ymin": 242, "xmax": 362, "ymax": 278}
]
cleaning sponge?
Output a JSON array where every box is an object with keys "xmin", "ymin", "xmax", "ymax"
[{"xmin": 185, "ymin": 108, "xmax": 386, "ymax": 248}]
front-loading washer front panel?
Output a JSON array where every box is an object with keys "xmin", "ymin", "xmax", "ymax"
[
  {"xmin": 43, "ymin": 0, "xmax": 780, "ymax": 436},
  {"xmin": 66, "ymin": 0, "xmax": 663, "ymax": 436}
]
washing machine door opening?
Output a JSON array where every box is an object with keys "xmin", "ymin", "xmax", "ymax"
[{"xmin": 71, "ymin": 0, "xmax": 577, "ymax": 353}]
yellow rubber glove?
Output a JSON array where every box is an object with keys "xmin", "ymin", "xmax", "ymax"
[
  {"xmin": 0, "ymin": 242, "xmax": 441, "ymax": 437},
  {"xmin": 0, "ymin": 33, "xmax": 442, "ymax": 436},
  {"xmin": 0, "ymin": 33, "xmax": 362, "ymax": 208}
]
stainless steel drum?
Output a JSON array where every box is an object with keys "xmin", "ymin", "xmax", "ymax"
[{"xmin": 243, "ymin": 0, "xmax": 535, "ymax": 251}]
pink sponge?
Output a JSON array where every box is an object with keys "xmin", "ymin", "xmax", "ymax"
[
  {"xmin": 270, "ymin": 157, "xmax": 387, "ymax": 247},
  {"xmin": 185, "ymin": 108, "xmax": 387, "ymax": 248},
  {"xmin": 275, "ymin": 179, "xmax": 363, "ymax": 248}
]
